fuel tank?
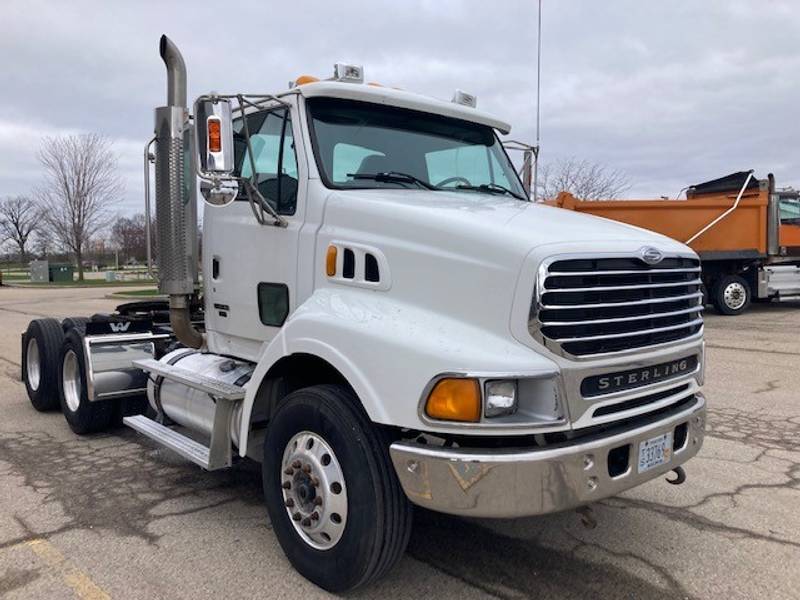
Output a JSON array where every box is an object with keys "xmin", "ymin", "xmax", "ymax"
[{"xmin": 147, "ymin": 349, "xmax": 254, "ymax": 447}]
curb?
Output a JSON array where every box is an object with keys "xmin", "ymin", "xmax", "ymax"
[{"xmin": 105, "ymin": 292, "xmax": 166, "ymax": 300}]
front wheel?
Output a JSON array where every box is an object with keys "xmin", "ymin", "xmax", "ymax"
[
  {"xmin": 262, "ymin": 385, "xmax": 412, "ymax": 593},
  {"xmin": 712, "ymin": 274, "xmax": 751, "ymax": 316}
]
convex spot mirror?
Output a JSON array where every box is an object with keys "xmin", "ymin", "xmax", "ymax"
[
  {"xmin": 199, "ymin": 179, "xmax": 239, "ymax": 207},
  {"xmin": 194, "ymin": 97, "xmax": 238, "ymax": 206}
]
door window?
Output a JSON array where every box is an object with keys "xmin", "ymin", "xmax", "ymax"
[
  {"xmin": 779, "ymin": 197, "xmax": 800, "ymax": 224},
  {"xmin": 234, "ymin": 109, "xmax": 298, "ymax": 215}
]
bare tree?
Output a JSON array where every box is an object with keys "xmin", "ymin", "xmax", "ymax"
[
  {"xmin": 111, "ymin": 213, "xmax": 154, "ymax": 263},
  {"xmin": 537, "ymin": 158, "xmax": 631, "ymax": 201},
  {"xmin": 37, "ymin": 134, "xmax": 123, "ymax": 280},
  {"xmin": 0, "ymin": 196, "xmax": 40, "ymax": 263}
]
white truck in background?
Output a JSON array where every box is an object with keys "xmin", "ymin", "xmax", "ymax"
[{"xmin": 20, "ymin": 35, "xmax": 706, "ymax": 592}]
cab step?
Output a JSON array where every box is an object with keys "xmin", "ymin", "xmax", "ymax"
[{"xmin": 123, "ymin": 415, "xmax": 215, "ymax": 469}]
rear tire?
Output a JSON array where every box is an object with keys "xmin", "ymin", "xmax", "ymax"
[
  {"xmin": 111, "ymin": 394, "xmax": 149, "ymax": 426},
  {"xmin": 58, "ymin": 329, "xmax": 114, "ymax": 434},
  {"xmin": 262, "ymin": 384, "xmax": 412, "ymax": 593},
  {"xmin": 22, "ymin": 319, "xmax": 64, "ymax": 411},
  {"xmin": 712, "ymin": 274, "xmax": 751, "ymax": 316},
  {"xmin": 61, "ymin": 316, "xmax": 90, "ymax": 334}
]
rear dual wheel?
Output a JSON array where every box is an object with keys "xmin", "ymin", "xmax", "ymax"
[
  {"xmin": 262, "ymin": 384, "xmax": 412, "ymax": 593},
  {"xmin": 58, "ymin": 329, "xmax": 114, "ymax": 434},
  {"xmin": 22, "ymin": 319, "xmax": 64, "ymax": 411}
]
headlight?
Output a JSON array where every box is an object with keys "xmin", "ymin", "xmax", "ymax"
[{"xmin": 484, "ymin": 380, "xmax": 518, "ymax": 418}]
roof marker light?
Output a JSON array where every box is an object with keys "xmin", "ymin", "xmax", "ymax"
[
  {"xmin": 452, "ymin": 89, "xmax": 477, "ymax": 108},
  {"xmin": 334, "ymin": 63, "xmax": 364, "ymax": 83},
  {"xmin": 289, "ymin": 75, "xmax": 319, "ymax": 87}
]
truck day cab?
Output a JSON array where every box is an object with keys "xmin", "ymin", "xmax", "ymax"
[{"xmin": 20, "ymin": 36, "xmax": 706, "ymax": 592}]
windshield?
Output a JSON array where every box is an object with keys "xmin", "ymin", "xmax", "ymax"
[{"xmin": 307, "ymin": 97, "xmax": 526, "ymax": 198}]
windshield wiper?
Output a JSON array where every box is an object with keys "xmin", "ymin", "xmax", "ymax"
[
  {"xmin": 347, "ymin": 171, "xmax": 437, "ymax": 190},
  {"xmin": 456, "ymin": 183, "xmax": 527, "ymax": 201}
]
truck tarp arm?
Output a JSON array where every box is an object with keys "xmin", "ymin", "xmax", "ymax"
[{"xmin": 686, "ymin": 170, "xmax": 755, "ymax": 244}]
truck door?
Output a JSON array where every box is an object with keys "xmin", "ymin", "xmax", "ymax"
[{"xmin": 203, "ymin": 104, "xmax": 303, "ymax": 360}]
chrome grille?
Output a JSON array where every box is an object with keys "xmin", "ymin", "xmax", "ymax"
[{"xmin": 531, "ymin": 256, "xmax": 704, "ymax": 358}]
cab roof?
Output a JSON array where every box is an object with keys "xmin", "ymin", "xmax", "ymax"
[{"xmin": 296, "ymin": 81, "xmax": 511, "ymax": 134}]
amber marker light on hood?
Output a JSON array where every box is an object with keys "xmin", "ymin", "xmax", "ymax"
[
  {"xmin": 326, "ymin": 245, "xmax": 338, "ymax": 276},
  {"xmin": 425, "ymin": 378, "xmax": 481, "ymax": 422},
  {"xmin": 207, "ymin": 117, "xmax": 222, "ymax": 153}
]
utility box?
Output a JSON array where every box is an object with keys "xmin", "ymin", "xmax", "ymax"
[
  {"xmin": 30, "ymin": 261, "xmax": 74, "ymax": 283},
  {"xmin": 49, "ymin": 264, "xmax": 74, "ymax": 283},
  {"xmin": 29, "ymin": 260, "xmax": 49, "ymax": 283}
]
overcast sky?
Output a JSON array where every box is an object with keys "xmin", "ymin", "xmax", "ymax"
[{"xmin": 1, "ymin": 0, "xmax": 798, "ymax": 214}]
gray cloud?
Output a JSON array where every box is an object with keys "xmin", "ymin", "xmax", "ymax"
[{"xmin": 1, "ymin": 0, "xmax": 798, "ymax": 214}]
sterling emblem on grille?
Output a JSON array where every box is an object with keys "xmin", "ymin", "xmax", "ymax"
[{"xmin": 640, "ymin": 246, "xmax": 664, "ymax": 265}]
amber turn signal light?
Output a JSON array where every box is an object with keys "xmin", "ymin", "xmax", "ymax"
[
  {"xmin": 208, "ymin": 117, "xmax": 222, "ymax": 153},
  {"xmin": 326, "ymin": 245, "xmax": 337, "ymax": 276},
  {"xmin": 425, "ymin": 378, "xmax": 481, "ymax": 422}
]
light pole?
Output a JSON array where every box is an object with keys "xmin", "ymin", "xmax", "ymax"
[{"xmin": 533, "ymin": 0, "xmax": 542, "ymax": 202}]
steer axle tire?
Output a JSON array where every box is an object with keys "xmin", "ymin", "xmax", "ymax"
[
  {"xmin": 22, "ymin": 318, "xmax": 65, "ymax": 411},
  {"xmin": 58, "ymin": 329, "xmax": 114, "ymax": 434},
  {"xmin": 262, "ymin": 384, "xmax": 413, "ymax": 593},
  {"xmin": 712, "ymin": 274, "xmax": 751, "ymax": 316}
]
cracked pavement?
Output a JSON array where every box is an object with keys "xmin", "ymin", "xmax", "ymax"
[{"xmin": 0, "ymin": 287, "xmax": 798, "ymax": 599}]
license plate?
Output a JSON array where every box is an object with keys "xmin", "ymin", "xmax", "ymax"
[{"xmin": 637, "ymin": 432, "xmax": 673, "ymax": 473}]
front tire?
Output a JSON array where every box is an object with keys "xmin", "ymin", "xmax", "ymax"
[
  {"xmin": 58, "ymin": 329, "xmax": 114, "ymax": 434},
  {"xmin": 712, "ymin": 274, "xmax": 751, "ymax": 315},
  {"xmin": 262, "ymin": 385, "xmax": 412, "ymax": 593},
  {"xmin": 22, "ymin": 319, "xmax": 64, "ymax": 411}
]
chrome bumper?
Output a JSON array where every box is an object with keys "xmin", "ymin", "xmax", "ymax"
[{"xmin": 389, "ymin": 394, "xmax": 705, "ymax": 518}]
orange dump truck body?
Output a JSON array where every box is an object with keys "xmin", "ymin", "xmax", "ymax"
[{"xmin": 548, "ymin": 186, "xmax": 770, "ymax": 257}]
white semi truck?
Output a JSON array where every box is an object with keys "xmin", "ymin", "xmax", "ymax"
[{"xmin": 20, "ymin": 36, "xmax": 706, "ymax": 592}]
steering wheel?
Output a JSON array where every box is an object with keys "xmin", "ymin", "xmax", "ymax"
[{"xmin": 435, "ymin": 176, "xmax": 471, "ymax": 188}]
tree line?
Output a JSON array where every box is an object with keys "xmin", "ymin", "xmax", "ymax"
[{"xmin": 0, "ymin": 134, "xmax": 155, "ymax": 280}]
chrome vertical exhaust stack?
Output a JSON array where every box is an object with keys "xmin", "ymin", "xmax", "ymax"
[
  {"xmin": 160, "ymin": 35, "xmax": 187, "ymax": 108},
  {"xmin": 154, "ymin": 34, "xmax": 203, "ymax": 349}
]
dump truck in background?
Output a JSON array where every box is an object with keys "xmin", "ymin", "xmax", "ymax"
[{"xmin": 549, "ymin": 171, "xmax": 800, "ymax": 315}]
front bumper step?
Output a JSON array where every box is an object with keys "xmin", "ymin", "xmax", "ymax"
[{"xmin": 389, "ymin": 394, "xmax": 705, "ymax": 518}]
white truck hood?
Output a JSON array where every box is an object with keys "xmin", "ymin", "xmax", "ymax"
[
  {"xmin": 319, "ymin": 188, "xmax": 695, "ymax": 345},
  {"xmin": 325, "ymin": 188, "xmax": 690, "ymax": 255}
]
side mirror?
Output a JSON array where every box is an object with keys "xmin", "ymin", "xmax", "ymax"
[{"xmin": 194, "ymin": 97, "xmax": 238, "ymax": 206}]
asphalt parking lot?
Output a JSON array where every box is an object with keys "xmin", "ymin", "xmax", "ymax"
[{"xmin": 0, "ymin": 286, "xmax": 798, "ymax": 599}]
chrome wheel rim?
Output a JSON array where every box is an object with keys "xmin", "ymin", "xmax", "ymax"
[
  {"xmin": 26, "ymin": 338, "xmax": 41, "ymax": 391},
  {"xmin": 723, "ymin": 282, "xmax": 747, "ymax": 310},
  {"xmin": 62, "ymin": 349, "xmax": 82, "ymax": 412},
  {"xmin": 280, "ymin": 431, "xmax": 348, "ymax": 550}
]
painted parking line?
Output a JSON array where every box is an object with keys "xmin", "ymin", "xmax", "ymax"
[{"xmin": 26, "ymin": 538, "xmax": 110, "ymax": 600}]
